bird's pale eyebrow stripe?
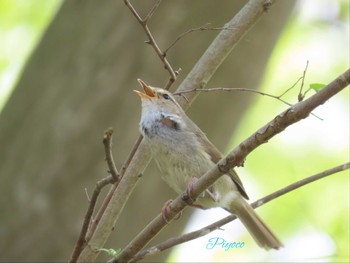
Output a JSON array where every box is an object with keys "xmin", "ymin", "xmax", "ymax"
[{"xmin": 160, "ymin": 117, "xmax": 180, "ymax": 130}]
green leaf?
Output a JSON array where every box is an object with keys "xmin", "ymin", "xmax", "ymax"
[
  {"xmin": 310, "ymin": 83, "xmax": 326, "ymax": 92},
  {"xmin": 98, "ymin": 248, "xmax": 122, "ymax": 257}
]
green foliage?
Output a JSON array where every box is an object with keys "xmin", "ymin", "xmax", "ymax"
[
  {"xmin": 310, "ymin": 83, "xmax": 326, "ymax": 92},
  {"xmin": 0, "ymin": 0, "xmax": 62, "ymax": 111},
  {"xmin": 98, "ymin": 247, "xmax": 122, "ymax": 257}
]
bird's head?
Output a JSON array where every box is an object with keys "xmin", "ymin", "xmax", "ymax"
[{"xmin": 134, "ymin": 79, "xmax": 182, "ymax": 116}]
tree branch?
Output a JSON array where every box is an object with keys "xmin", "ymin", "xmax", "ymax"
[
  {"xmin": 144, "ymin": 0, "xmax": 162, "ymax": 23},
  {"xmin": 174, "ymin": 0, "xmax": 277, "ymax": 108},
  {"xmin": 175, "ymin": 87, "xmax": 293, "ymax": 107},
  {"xmin": 69, "ymin": 129, "xmax": 120, "ymax": 263},
  {"xmin": 85, "ymin": 135, "xmax": 144, "ymax": 243},
  {"xmin": 69, "ymin": 175, "xmax": 115, "ymax": 263},
  {"xmin": 174, "ymin": 59, "xmax": 310, "ymax": 107},
  {"xmin": 103, "ymin": 128, "xmax": 120, "ymax": 181},
  {"xmin": 164, "ymin": 23, "xmax": 233, "ymax": 55},
  {"xmin": 131, "ymin": 162, "xmax": 350, "ymax": 261},
  {"xmin": 298, "ymin": 60, "xmax": 309, "ymax": 102},
  {"xmin": 112, "ymin": 68, "xmax": 350, "ymax": 263},
  {"xmin": 76, "ymin": 1, "xmax": 278, "ymax": 262},
  {"xmin": 124, "ymin": 0, "xmax": 177, "ymax": 89},
  {"xmin": 251, "ymin": 162, "xmax": 350, "ymax": 208},
  {"xmin": 174, "ymin": 64, "xmax": 322, "ymax": 121}
]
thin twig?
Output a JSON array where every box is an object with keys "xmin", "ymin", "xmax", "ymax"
[
  {"xmin": 175, "ymin": 60, "xmax": 309, "ymax": 106},
  {"xmin": 103, "ymin": 128, "xmax": 120, "ymax": 181},
  {"xmin": 70, "ymin": 129, "xmax": 120, "ymax": 262},
  {"xmin": 84, "ymin": 188, "xmax": 91, "ymax": 202},
  {"xmin": 85, "ymin": 135, "xmax": 144, "ymax": 242},
  {"xmin": 252, "ymin": 162, "xmax": 350, "ymax": 208},
  {"xmin": 298, "ymin": 60, "xmax": 309, "ymax": 102},
  {"xmin": 175, "ymin": 87, "xmax": 292, "ymax": 106},
  {"xmin": 123, "ymin": 0, "xmax": 142, "ymax": 23},
  {"xmin": 132, "ymin": 162, "xmax": 350, "ymax": 261},
  {"xmin": 144, "ymin": 0, "xmax": 162, "ymax": 22},
  {"xmin": 164, "ymin": 23, "xmax": 234, "ymax": 55},
  {"xmin": 278, "ymin": 76, "xmax": 303, "ymax": 99},
  {"xmin": 124, "ymin": 0, "xmax": 177, "ymax": 88},
  {"xmin": 70, "ymin": 175, "xmax": 115, "ymax": 263},
  {"xmin": 120, "ymin": 135, "xmax": 144, "ymax": 176},
  {"xmin": 175, "ymin": 83, "xmax": 323, "ymax": 120}
]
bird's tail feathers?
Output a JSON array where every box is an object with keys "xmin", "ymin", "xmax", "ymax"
[{"xmin": 226, "ymin": 195, "xmax": 283, "ymax": 250}]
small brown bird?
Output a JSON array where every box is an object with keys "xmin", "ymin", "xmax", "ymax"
[{"xmin": 134, "ymin": 79, "xmax": 283, "ymax": 250}]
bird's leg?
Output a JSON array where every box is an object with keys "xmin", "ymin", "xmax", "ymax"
[
  {"xmin": 184, "ymin": 177, "xmax": 219, "ymax": 204},
  {"xmin": 206, "ymin": 188, "xmax": 219, "ymax": 202},
  {"xmin": 183, "ymin": 177, "xmax": 199, "ymax": 204}
]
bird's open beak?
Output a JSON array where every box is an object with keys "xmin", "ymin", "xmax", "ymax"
[{"xmin": 133, "ymin": 79, "xmax": 156, "ymax": 99}]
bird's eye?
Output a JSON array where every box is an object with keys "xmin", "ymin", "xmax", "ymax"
[{"xmin": 162, "ymin": 94, "xmax": 170, "ymax": 100}]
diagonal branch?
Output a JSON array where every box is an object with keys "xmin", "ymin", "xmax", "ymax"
[
  {"xmin": 174, "ymin": 0, "xmax": 278, "ymax": 108},
  {"xmin": 174, "ymin": 59, "xmax": 310, "ymax": 107},
  {"xmin": 132, "ymin": 162, "xmax": 350, "ymax": 261},
  {"xmin": 70, "ymin": 128, "xmax": 119, "ymax": 263},
  {"xmin": 70, "ymin": 175, "xmax": 115, "ymax": 263},
  {"xmin": 112, "ymin": 68, "xmax": 350, "ymax": 263},
  {"xmin": 164, "ymin": 23, "xmax": 234, "ymax": 55},
  {"xmin": 124, "ymin": 0, "xmax": 177, "ymax": 89},
  {"xmin": 144, "ymin": 0, "xmax": 162, "ymax": 23},
  {"xmin": 103, "ymin": 128, "xmax": 120, "ymax": 181},
  {"xmin": 175, "ymin": 87, "xmax": 293, "ymax": 106},
  {"xmin": 85, "ymin": 135, "xmax": 144, "ymax": 243}
]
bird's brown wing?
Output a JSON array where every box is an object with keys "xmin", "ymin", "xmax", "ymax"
[{"xmin": 194, "ymin": 128, "xmax": 249, "ymax": 200}]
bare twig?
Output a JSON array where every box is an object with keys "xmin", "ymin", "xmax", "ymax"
[
  {"xmin": 278, "ymin": 76, "xmax": 303, "ymax": 99},
  {"xmin": 175, "ymin": 60, "xmax": 310, "ymax": 106},
  {"xmin": 85, "ymin": 135, "xmax": 144, "ymax": 243},
  {"xmin": 132, "ymin": 162, "xmax": 349, "ymax": 261},
  {"xmin": 69, "ymin": 129, "xmax": 120, "ymax": 263},
  {"xmin": 70, "ymin": 175, "xmax": 115, "ymax": 263},
  {"xmin": 84, "ymin": 188, "xmax": 91, "ymax": 202},
  {"xmin": 124, "ymin": 0, "xmax": 177, "ymax": 89},
  {"xmin": 103, "ymin": 128, "xmax": 120, "ymax": 181},
  {"xmin": 144, "ymin": 0, "xmax": 162, "ymax": 22},
  {"xmin": 176, "ymin": 86, "xmax": 323, "ymax": 121},
  {"xmin": 298, "ymin": 60, "xmax": 309, "ymax": 102},
  {"xmin": 175, "ymin": 87, "xmax": 293, "ymax": 106},
  {"xmin": 174, "ymin": 64, "xmax": 323, "ymax": 121},
  {"xmin": 120, "ymin": 135, "xmax": 144, "ymax": 176},
  {"xmin": 252, "ymin": 162, "xmax": 350, "ymax": 208},
  {"xmin": 164, "ymin": 23, "xmax": 234, "ymax": 55},
  {"xmin": 174, "ymin": 0, "xmax": 277, "ymax": 107},
  {"xmin": 112, "ymin": 68, "xmax": 350, "ymax": 263}
]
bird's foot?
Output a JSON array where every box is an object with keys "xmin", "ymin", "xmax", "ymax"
[
  {"xmin": 183, "ymin": 177, "xmax": 218, "ymax": 203},
  {"xmin": 162, "ymin": 199, "xmax": 181, "ymax": 223},
  {"xmin": 182, "ymin": 177, "xmax": 200, "ymax": 205}
]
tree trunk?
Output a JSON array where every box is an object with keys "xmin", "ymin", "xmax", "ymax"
[{"xmin": 0, "ymin": 0, "xmax": 295, "ymax": 261}]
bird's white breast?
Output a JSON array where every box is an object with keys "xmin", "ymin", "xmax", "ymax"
[{"xmin": 140, "ymin": 110, "xmax": 213, "ymax": 194}]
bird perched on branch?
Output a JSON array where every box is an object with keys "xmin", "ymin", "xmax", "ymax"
[{"xmin": 134, "ymin": 79, "xmax": 282, "ymax": 250}]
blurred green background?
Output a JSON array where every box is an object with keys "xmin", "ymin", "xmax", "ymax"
[
  {"xmin": 0, "ymin": 0, "xmax": 61, "ymax": 110},
  {"xmin": 0, "ymin": 0, "xmax": 349, "ymax": 262}
]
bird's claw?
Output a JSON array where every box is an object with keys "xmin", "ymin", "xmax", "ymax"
[{"xmin": 162, "ymin": 199, "xmax": 181, "ymax": 223}]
